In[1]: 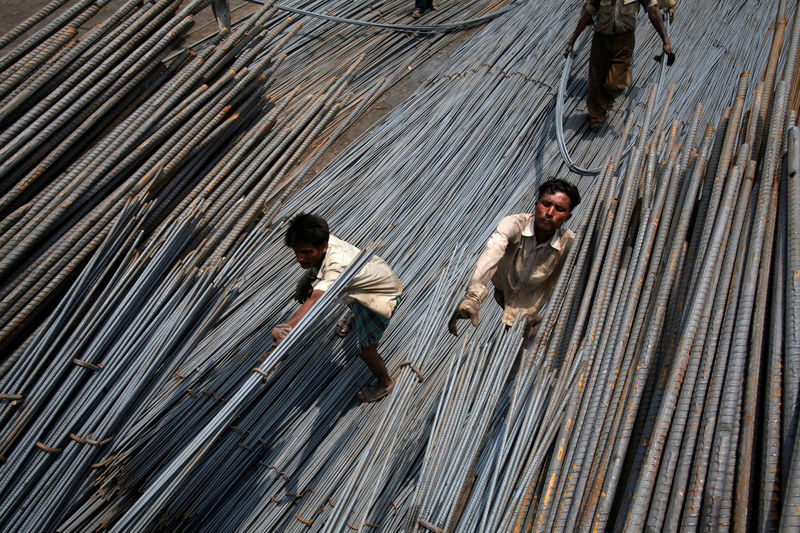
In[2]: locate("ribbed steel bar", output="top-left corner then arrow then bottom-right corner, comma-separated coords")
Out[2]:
0,0 -> 107,73
0,0 -> 792,530
785,124 -> 800,502
0,0 -> 74,50
734,79 -> 788,531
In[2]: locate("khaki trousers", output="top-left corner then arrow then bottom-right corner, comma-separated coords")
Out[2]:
587,30 -> 635,123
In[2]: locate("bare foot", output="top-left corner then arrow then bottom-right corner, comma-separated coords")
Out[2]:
356,380 -> 394,402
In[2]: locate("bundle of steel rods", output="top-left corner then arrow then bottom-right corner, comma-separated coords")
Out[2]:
0,0 -> 798,530
0,0 -> 520,529
410,5 -> 800,531
0,0 -> 497,356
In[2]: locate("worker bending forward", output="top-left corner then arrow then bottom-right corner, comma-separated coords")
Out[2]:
565,0 -> 674,131
272,214 -> 403,402
448,179 -> 580,339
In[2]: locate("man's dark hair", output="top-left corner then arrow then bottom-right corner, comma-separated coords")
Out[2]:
285,213 -> 329,248
538,178 -> 581,211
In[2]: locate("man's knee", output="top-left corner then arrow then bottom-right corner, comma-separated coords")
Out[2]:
605,67 -> 631,97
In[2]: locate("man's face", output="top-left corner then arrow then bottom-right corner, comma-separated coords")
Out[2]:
534,191 -> 572,233
292,243 -> 327,269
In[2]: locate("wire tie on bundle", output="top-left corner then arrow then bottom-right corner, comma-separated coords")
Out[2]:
264,464 -> 289,479
418,518 -> 444,532
346,522 -> 359,530
35,442 -> 62,454
252,367 -> 269,378
70,433 -> 114,446
400,361 -> 424,382
291,488 -> 312,499
91,455 -> 116,468
295,513 -> 314,525
72,358 -> 103,371
0,393 -> 22,401
364,521 -> 380,528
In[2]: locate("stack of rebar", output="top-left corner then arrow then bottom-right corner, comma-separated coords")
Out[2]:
0,0 -> 515,529
0,0 -> 798,530
0,0 -> 503,356
409,4 -> 800,531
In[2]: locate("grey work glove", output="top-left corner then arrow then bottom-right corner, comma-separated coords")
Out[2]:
448,295 -> 480,336
271,323 -> 293,344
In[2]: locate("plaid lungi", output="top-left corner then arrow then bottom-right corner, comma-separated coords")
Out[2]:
349,297 -> 400,350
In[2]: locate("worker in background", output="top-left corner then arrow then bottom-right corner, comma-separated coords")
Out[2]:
272,214 -> 403,402
565,0 -> 675,132
448,178 -> 580,340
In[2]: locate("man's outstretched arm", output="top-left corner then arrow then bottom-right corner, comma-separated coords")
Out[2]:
272,289 -> 325,343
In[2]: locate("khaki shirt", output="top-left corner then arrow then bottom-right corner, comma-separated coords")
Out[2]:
582,0 -> 657,35
312,235 -> 403,318
467,214 -> 575,326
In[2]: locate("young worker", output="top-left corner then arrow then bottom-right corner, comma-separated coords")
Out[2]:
448,178 -> 581,339
272,214 -> 403,402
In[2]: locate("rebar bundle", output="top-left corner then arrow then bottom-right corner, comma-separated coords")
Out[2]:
0,0 -> 798,530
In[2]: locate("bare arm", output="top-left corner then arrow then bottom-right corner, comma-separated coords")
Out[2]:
647,6 -> 673,54
287,289 -> 324,327
565,11 -> 594,56
272,289 -> 325,343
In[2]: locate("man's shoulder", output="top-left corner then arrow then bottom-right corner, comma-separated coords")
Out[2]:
321,235 -> 360,272
496,213 -> 533,233
327,234 -> 359,255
